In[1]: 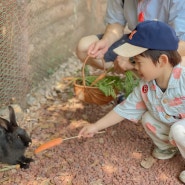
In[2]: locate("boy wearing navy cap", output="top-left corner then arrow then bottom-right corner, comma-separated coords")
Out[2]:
78,20 -> 185,183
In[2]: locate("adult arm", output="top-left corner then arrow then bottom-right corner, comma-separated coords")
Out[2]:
88,23 -> 125,58
103,0 -> 126,46
178,41 -> 185,56
88,0 -> 126,58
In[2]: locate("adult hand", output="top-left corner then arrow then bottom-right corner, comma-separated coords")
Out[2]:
114,56 -> 134,74
87,39 -> 109,59
78,124 -> 99,138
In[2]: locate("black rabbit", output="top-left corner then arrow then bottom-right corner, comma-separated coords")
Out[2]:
0,106 -> 33,169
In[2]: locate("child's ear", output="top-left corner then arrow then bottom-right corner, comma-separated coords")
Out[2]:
158,54 -> 169,67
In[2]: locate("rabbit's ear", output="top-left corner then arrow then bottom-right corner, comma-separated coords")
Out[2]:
0,117 -> 11,131
8,106 -> 18,127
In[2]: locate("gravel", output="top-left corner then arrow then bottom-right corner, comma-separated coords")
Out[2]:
0,55 -> 184,185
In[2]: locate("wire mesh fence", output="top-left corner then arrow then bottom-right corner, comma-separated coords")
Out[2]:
0,0 -> 30,107
0,0 -> 106,108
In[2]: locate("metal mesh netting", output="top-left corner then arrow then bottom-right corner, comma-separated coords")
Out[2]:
0,0 -> 30,107
0,0 -> 76,108
0,0 -> 106,108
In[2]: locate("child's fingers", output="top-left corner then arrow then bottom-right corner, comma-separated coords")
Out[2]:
78,127 -> 95,138
78,127 -> 88,137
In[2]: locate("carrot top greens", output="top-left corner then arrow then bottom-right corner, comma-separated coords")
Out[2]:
76,71 -> 139,98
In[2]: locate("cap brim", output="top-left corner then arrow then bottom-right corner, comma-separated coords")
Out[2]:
113,43 -> 148,57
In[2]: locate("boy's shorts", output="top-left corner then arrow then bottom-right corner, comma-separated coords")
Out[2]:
97,34 -> 128,62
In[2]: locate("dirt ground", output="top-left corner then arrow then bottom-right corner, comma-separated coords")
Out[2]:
0,56 -> 184,185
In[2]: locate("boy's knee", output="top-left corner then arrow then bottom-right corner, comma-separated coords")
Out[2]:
170,122 -> 185,144
171,123 -> 185,137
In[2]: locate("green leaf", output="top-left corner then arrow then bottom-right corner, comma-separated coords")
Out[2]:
76,71 -> 139,99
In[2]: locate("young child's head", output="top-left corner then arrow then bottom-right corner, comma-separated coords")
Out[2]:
114,20 -> 181,66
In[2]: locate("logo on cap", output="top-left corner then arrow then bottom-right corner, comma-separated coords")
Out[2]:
129,30 -> 137,40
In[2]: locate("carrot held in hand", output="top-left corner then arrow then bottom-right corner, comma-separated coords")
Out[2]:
34,136 -> 79,154
34,131 -> 105,154
34,138 -> 63,154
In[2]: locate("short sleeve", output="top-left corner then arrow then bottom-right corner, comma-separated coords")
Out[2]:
104,0 -> 126,26
113,82 -> 147,123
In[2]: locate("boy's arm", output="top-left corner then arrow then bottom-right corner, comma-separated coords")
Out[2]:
93,109 -> 124,131
78,110 -> 124,138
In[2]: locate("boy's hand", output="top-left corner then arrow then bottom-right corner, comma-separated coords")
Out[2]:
78,124 -> 99,138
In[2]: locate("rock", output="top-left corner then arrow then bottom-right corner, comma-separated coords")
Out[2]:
140,156 -> 156,169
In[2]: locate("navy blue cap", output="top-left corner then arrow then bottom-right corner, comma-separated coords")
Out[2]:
114,20 -> 179,57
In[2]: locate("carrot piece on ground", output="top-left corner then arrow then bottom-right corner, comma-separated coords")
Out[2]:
34,138 -> 63,154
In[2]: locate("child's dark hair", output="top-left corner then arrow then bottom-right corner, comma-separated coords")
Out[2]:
140,50 -> 181,67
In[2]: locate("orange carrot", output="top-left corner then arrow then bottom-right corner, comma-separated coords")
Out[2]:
90,72 -> 107,87
34,135 -> 80,154
34,138 -> 63,154
34,131 -> 106,154
90,67 -> 114,87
